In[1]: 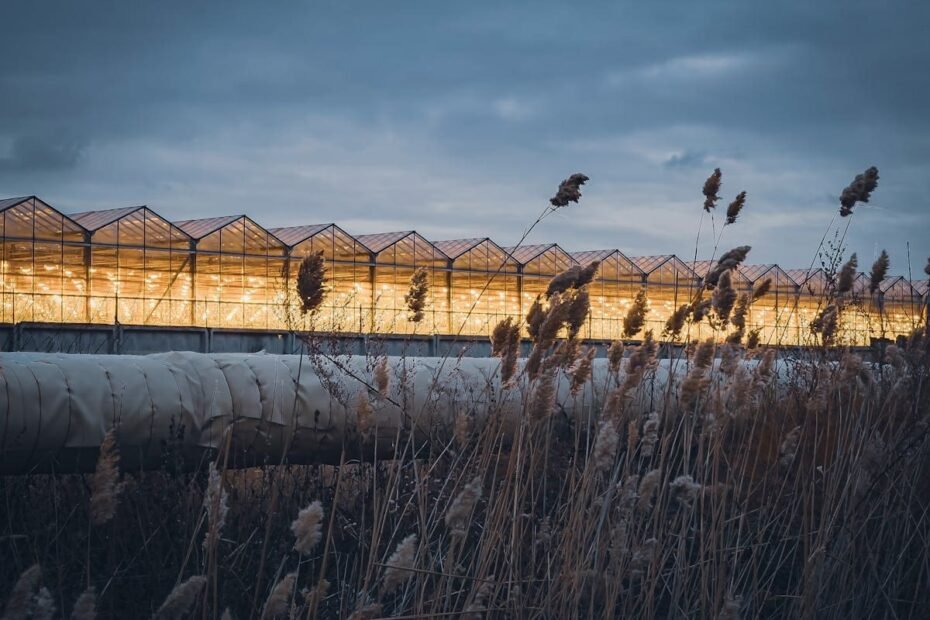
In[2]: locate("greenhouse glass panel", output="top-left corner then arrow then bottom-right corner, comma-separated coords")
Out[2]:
572,250 -> 644,340
437,238 -> 520,337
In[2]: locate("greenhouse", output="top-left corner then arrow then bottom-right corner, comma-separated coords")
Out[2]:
0,195 -> 926,347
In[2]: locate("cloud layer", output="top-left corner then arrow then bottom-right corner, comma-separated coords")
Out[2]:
1,1 -> 928,273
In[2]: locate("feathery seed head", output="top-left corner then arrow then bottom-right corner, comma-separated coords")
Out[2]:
374,356 -> 389,398
592,419 -> 620,474
550,173 -> 590,207
154,575 -> 206,620
381,534 -> 418,595
296,251 -> 327,315
725,190 -> 747,224
90,428 -> 124,526
869,250 -> 889,294
703,168 -> 723,212
839,166 -> 879,216
404,267 -> 429,323
291,500 -> 325,555
261,572 -> 296,620
445,476 -> 483,538
838,253 -> 858,294
607,340 -> 625,374
752,278 -> 772,301
3,563 -> 41,620
71,587 -> 97,620
203,461 -> 229,553
622,289 -> 648,338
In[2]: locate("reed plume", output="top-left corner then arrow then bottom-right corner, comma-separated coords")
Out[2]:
203,461 -> 229,553
491,317 -> 521,385
530,368 -> 557,420
153,575 -> 206,620
637,469 -> 662,511
71,587 -> 97,620
925,256 -> 930,277
32,588 -> 54,620
550,173 -> 590,207
838,253 -> 858,294
622,289 -> 648,338
779,426 -> 802,468
291,500 -> 325,555
621,331 -> 658,397
545,260 -> 599,297
526,296 -> 546,341
261,572 -> 296,619
752,277 -> 772,301
381,534 -> 418,595
374,356 -> 389,398
839,166 -> 879,217
640,411 -> 661,458
869,249 -> 889,294
745,328 -> 761,349
725,191 -> 747,224
356,390 -> 374,438
90,428 -> 124,526
405,267 -> 429,323
670,475 -> 702,508
712,271 -> 737,326
570,346 -> 596,395
681,338 -> 715,407
593,419 -> 620,474
608,340 -> 625,374
706,246 -> 752,288
445,476 -> 483,538
703,168 -> 722,212
664,303 -> 690,341
296,251 -> 326,315
2,563 -> 41,620
565,288 -> 591,339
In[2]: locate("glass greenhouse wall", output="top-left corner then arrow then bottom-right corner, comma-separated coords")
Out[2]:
0,196 -> 925,346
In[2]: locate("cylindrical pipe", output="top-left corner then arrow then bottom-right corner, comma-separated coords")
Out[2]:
0,351 -> 781,474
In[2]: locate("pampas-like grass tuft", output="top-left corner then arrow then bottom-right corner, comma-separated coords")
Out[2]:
550,173 -> 589,207
71,586 -> 97,620
445,476 -> 483,538
203,462 -> 228,553
153,575 -> 206,620
491,316 -> 521,385
90,429 -> 124,526
260,572 -> 296,620
374,356 -> 389,398
32,587 -> 54,620
839,166 -> 879,217
404,267 -> 429,323
622,289 -> 648,338
381,534 -> 418,595
869,250 -> 890,294
593,419 -> 620,474
296,251 -> 326,315
725,191 -> 747,224
2,564 -> 41,620
291,500 -> 325,555
838,253 -> 858,294
703,168 -> 722,212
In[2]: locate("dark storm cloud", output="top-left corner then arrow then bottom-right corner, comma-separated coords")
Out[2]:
0,0 -> 928,272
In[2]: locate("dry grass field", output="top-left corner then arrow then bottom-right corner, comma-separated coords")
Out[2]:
2,169 -> 930,619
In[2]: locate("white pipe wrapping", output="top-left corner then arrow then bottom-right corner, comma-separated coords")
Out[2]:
0,351 -> 781,474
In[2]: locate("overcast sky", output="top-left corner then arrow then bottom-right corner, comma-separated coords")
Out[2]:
1,1 -> 928,274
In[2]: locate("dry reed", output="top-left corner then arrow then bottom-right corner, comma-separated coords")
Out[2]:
90,429 -> 124,526
296,251 -> 326,315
